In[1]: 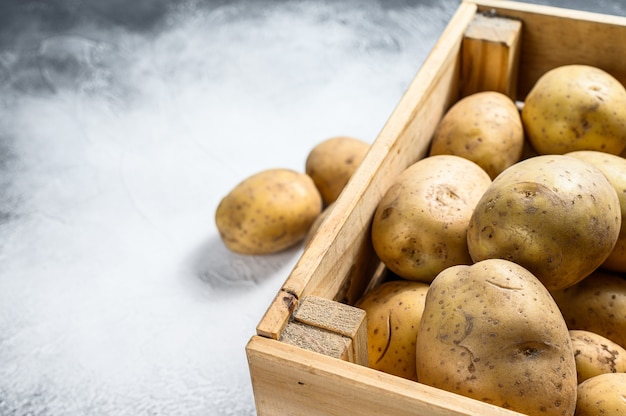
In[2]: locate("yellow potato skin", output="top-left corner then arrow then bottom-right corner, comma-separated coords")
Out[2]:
305,136 -> 369,206
215,168 -> 322,254
415,259 -> 577,416
522,64 -> 626,155
371,155 -> 491,283
356,280 -> 429,381
570,330 -> 626,384
575,373 -> 626,416
429,91 -> 524,179
467,154 -> 621,290
566,150 -> 626,272
551,270 -> 626,349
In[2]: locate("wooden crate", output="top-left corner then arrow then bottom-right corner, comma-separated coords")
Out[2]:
246,1 -> 626,415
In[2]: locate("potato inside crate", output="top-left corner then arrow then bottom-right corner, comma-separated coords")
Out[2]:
247,1 -> 626,415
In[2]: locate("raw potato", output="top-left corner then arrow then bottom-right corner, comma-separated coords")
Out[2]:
215,168 -> 322,254
467,154 -> 621,290
356,280 -> 429,381
415,259 -> 577,416
429,91 -> 524,179
570,329 -> 626,384
551,269 -> 626,349
371,155 -> 491,283
522,64 -> 626,155
575,373 -> 626,416
305,136 -> 370,206
566,150 -> 626,272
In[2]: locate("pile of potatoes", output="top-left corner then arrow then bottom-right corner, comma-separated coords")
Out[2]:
215,64 -> 626,415
357,64 -> 626,416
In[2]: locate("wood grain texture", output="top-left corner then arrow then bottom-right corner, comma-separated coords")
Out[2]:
247,335 -> 524,416
461,12 -> 522,98
292,295 -> 368,366
256,288 -> 298,339
280,321 -> 352,361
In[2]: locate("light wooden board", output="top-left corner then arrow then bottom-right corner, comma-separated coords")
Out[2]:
247,335 -> 524,416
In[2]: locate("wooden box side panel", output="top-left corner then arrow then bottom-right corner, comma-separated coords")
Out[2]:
473,0 -> 626,99
246,335 -> 524,416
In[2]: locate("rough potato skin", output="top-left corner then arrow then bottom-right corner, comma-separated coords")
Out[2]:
215,168 -> 322,254
416,259 -> 577,416
570,330 -> 626,384
429,91 -> 524,179
551,270 -> 626,349
467,155 -> 621,290
305,136 -> 369,206
566,150 -> 626,272
356,280 -> 429,381
372,155 -> 491,283
575,373 -> 626,416
522,64 -> 626,155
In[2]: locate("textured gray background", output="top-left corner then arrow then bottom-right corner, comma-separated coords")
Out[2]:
0,1 -> 624,415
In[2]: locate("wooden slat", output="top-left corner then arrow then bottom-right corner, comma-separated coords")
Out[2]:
461,12 -> 522,98
471,0 -> 626,99
255,289 -> 297,339
246,335 -> 524,416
